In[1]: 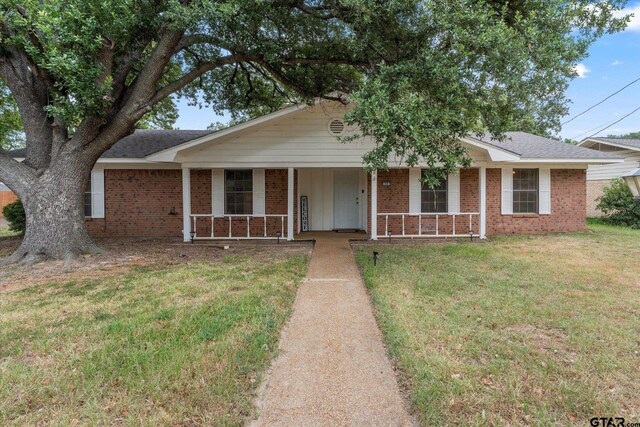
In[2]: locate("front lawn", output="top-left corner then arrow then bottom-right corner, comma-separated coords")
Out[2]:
0,225 -> 18,238
0,251 -> 308,425
356,225 -> 640,425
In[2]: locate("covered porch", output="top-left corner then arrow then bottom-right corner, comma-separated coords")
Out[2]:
180,166 -> 488,242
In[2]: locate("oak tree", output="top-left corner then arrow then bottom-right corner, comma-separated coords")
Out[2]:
0,0 -> 628,262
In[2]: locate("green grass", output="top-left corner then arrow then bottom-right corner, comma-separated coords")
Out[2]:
0,253 -> 308,426
356,225 -> 640,426
0,225 -> 18,238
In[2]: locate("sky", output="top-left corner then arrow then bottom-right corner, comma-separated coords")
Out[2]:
175,3 -> 640,142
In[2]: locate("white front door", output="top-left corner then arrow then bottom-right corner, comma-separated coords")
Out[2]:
333,169 -> 360,229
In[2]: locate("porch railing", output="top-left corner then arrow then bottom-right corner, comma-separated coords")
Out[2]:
377,212 -> 479,238
190,214 -> 288,240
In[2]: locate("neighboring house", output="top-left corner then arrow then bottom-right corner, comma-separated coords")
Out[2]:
10,100 -> 621,241
578,137 -> 640,216
0,183 -> 18,220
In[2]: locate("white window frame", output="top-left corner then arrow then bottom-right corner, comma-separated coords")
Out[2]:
86,169 -> 105,219
420,171 -> 449,214
224,169 -> 254,215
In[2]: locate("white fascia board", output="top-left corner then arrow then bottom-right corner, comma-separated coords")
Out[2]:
460,137 -> 521,161
146,102 -> 314,162
517,157 -> 624,164
578,138 -> 640,152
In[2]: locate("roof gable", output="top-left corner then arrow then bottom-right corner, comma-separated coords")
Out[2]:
579,137 -> 640,152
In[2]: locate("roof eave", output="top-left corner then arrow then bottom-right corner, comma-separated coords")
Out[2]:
460,137 -> 521,161
578,138 -> 640,152
517,157 -> 624,164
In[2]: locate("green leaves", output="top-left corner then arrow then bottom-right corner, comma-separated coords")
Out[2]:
339,0 -> 628,180
0,0 -> 629,175
0,82 -> 23,150
597,178 -> 640,228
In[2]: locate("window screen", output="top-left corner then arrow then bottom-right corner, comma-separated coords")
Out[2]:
225,170 -> 253,215
513,169 -> 538,214
84,177 -> 92,217
421,172 -> 447,213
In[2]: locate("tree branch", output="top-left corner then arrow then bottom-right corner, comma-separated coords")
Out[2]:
146,54 -> 250,107
0,150 -> 36,195
0,52 -> 53,170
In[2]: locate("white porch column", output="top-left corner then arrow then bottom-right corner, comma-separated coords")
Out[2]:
287,167 -> 294,240
182,168 -> 191,242
371,170 -> 378,240
479,166 -> 487,239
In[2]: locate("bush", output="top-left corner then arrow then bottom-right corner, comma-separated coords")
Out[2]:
596,178 -> 640,228
3,199 -> 26,235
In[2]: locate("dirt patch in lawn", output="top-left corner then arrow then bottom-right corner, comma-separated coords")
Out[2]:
504,324 -> 574,358
0,237 -> 312,293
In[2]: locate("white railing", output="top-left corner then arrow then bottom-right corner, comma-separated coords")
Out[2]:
190,214 -> 288,240
377,212 -> 480,238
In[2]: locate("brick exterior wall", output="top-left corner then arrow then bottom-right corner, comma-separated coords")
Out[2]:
87,167 -> 587,239
87,168 -> 294,239
367,168 -> 480,236
485,168 -> 586,235
586,179 -> 610,217
86,169 -> 183,238
0,190 -> 18,220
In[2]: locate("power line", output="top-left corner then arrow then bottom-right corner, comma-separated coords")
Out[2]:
572,115 -> 625,140
580,105 -> 640,140
562,75 -> 640,126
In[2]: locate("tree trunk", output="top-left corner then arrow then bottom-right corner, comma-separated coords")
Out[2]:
5,161 -> 101,264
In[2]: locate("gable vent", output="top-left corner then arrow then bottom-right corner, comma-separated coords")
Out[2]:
328,119 -> 345,135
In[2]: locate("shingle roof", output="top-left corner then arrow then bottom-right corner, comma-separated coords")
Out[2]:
473,131 -> 621,159
8,128 -> 618,161
586,137 -> 640,151
7,129 -> 214,159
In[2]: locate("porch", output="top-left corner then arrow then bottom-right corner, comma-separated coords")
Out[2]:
180,166 -> 488,242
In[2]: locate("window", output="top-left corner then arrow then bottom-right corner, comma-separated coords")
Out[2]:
421,172 -> 447,213
84,177 -> 92,217
225,170 -> 253,214
513,169 -> 538,213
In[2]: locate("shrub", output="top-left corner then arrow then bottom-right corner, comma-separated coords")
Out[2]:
596,178 -> 640,228
3,199 -> 26,235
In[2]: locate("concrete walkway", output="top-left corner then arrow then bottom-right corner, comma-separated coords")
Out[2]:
250,232 -> 414,426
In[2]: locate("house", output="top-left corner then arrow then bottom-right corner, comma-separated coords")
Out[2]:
9,100 -> 621,241
578,137 -> 640,216
0,183 -> 18,220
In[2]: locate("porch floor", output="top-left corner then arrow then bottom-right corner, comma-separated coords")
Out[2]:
250,233 -> 413,425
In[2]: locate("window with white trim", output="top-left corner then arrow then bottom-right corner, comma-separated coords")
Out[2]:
421,171 -> 448,213
513,169 -> 538,213
225,170 -> 253,214
84,177 -> 92,217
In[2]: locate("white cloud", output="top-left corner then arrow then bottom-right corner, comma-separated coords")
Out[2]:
573,63 -> 590,78
615,4 -> 640,32
611,60 -> 623,66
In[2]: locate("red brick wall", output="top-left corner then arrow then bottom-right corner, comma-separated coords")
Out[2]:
87,167 -> 586,239
367,168 -> 480,236
0,190 -> 18,220
486,168 -> 586,235
366,167 -> 585,237
87,168 -> 294,239
86,169 -> 183,238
